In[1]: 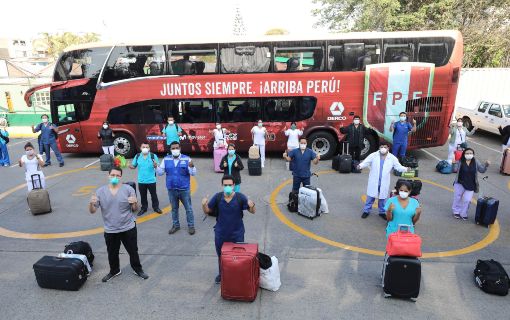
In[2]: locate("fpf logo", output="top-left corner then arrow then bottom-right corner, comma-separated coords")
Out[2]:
327,102 -> 346,121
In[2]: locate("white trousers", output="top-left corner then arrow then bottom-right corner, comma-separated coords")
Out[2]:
256,144 -> 266,167
102,146 -> 115,155
447,143 -> 457,164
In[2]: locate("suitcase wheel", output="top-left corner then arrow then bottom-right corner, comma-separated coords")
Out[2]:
410,297 -> 417,302
383,293 -> 391,299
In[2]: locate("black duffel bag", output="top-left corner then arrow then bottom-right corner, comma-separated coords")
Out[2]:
474,259 -> 509,296
64,241 -> 95,266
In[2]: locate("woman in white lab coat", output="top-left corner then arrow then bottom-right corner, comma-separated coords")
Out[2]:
358,142 -> 408,219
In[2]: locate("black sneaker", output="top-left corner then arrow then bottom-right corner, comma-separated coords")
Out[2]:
154,208 -> 163,214
379,214 -> 387,220
188,227 -> 195,235
168,225 -> 180,234
361,212 -> 369,219
133,269 -> 149,280
102,270 -> 122,282
59,163 -> 64,167
137,209 -> 147,217
215,274 -> 221,284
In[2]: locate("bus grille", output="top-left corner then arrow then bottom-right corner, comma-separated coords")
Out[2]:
406,97 -> 444,147
405,96 -> 443,113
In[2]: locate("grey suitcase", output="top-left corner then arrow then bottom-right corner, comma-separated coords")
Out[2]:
100,154 -> 113,171
27,174 -> 51,215
297,174 -> 328,219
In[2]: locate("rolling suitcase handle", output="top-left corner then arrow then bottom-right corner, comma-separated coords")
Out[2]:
31,174 -> 43,190
342,142 -> 350,155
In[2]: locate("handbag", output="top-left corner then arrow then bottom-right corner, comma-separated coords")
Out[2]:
386,225 -> 422,257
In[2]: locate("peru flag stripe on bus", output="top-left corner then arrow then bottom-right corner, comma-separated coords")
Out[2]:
363,62 -> 435,143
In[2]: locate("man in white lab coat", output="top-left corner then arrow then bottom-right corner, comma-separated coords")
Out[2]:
357,142 -> 409,219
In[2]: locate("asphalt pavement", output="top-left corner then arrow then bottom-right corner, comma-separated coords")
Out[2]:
0,131 -> 508,320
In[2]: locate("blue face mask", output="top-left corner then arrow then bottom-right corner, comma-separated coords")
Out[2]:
223,185 -> 233,195
291,124 -> 296,129
109,177 -> 120,186
228,150 -> 235,156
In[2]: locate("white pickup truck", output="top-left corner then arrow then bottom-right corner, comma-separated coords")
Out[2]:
456,101 -> 510,134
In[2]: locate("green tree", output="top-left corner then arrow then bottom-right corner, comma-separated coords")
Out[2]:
313,0 -> 510,67
39,32 -> 101,59
265,28 -> 290,35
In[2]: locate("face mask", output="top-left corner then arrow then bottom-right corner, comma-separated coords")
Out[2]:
109,176 -> 120,186
457,122 -> 463,127
171,149 -> 180,157
299,143 -> 307,150
103,124 -> 108,129
141,148 -> 149,155
228,150 -> 235,156
223,185 -> 233,196
291,124 -> 296,130
42,118 -> 48,123
258,122 -> 263,127
380,147 -> 388,155
399,116 -> 406,122
26,150 -> 34,156
353,119 -> 360,125
216,125 -> 221,130
399,191 -> 409,199
465,154 -> 474,160
168,120 -> 174,125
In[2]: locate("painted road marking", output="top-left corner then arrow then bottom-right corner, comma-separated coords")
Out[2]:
469,138 -> 502,154
0,167 -> 197,239
84,159 -> 100,168
420,148 -> 441,161
270,170 -> 500,258
72,186 -> 97,197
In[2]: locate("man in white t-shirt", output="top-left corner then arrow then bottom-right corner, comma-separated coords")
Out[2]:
251,120 -> 267,168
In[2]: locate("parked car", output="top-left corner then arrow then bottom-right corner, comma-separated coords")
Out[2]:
457,101 -> 510,135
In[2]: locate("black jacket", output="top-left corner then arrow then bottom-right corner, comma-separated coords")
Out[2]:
98,128 -> 114,146
340,123 -> 371,147
220,154 -> 244,185
499,125 -> 510,145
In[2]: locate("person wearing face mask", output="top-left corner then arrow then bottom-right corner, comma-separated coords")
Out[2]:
251,120 -> 267,168
32,114 -> 64,167
129,142 -> 161,216
0,117 -> 10,167
157,141 -> 196,235
385,180 -> 422,238
283,138 -> 320,192
340,115 -> 373,161
89,167 -> 149,282
97,121 -> 115,155
389,112 -> 417,159
201,175 -> 256,284
451,148 -> 490,220
19,142 -> 45,191
284,122 -> 303,170
161,116 -> 182,151
220,144 -> 244,192
357,142 -> 409,219
447,118 -> 477,164
212,122 -> 229,149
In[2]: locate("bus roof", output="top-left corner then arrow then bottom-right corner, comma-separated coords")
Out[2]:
64,30 -> 461,52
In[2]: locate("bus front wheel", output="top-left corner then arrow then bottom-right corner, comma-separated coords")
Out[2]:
308,131 -> 337,160
114,133 -> 135,158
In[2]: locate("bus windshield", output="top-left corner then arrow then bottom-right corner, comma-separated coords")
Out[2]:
53,47 -> 111,81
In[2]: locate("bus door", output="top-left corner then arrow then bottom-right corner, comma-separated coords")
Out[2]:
52,101 -> 88,152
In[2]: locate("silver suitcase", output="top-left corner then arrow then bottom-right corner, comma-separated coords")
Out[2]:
297,174 -> 328,219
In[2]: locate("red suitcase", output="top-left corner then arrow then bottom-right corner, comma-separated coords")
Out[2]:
221,242 -> 259,302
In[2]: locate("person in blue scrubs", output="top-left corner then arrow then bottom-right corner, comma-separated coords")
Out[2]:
32,114 -> 64,167
202,175 -> 256,284
384,180 -> 422,238
283,138 -> 320,192
390,112 -> 416,159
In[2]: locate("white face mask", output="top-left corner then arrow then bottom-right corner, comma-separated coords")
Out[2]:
299,143 -> 307,150
457,122 -> 463,127
399,116 -> 406,122
465,154 -> 474,160
42,118 -> 48,123
103,124 -> 108,129
171,149 -> 180,157
380,147 -> 388,155
353,119 -> 360,125
399,191 -> 409,199
26,150 -> 34,156
216,124 -> 221,130
141,148 -> 149,154
168,120 -> 174,125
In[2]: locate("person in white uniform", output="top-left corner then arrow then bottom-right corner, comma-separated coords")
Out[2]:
284,122 -> 303,170
447,118 -> 476,164
18,142 -> 46,191
212,123 -> 228,149
251,120 -> 267,168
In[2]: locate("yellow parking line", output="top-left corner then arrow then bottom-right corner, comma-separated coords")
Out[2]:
270,171 -> 500,258
0,167 -> 197,239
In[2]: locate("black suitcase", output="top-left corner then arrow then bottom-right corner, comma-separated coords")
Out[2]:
123,181 -> 137,196
248,158 -> 262,176
475,197 -> 499,227
64,241 -> 95,266
332,155 -> 340,171
100,154 -> 113,171
401,156 -> 418,168
33,256 -> 88,291
287,191 -> 298,212
382,255 -> 421,300
339,142 -> 352,174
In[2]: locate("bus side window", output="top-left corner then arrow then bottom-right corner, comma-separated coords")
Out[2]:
295,97 -> 317,121
383,40 -> 415,63
178,99 -> 214,123
107,102 -> 143,124
215,99 -> 260,122
141,100 -> 168,124
220,45 -> 270,73
168,49 -> 217,75
274,46 -> 324,72
262,98 -> 296,122
418,40 -> 449,66
328,41 -> 380,72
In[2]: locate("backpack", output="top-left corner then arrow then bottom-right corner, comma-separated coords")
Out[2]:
436,160 -> 452,174
474,259 -> 509,296
209,192 -> 242,219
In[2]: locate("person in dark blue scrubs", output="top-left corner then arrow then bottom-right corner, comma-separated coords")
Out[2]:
283,137 -> 320,192
32,114 -> 64,167
202,175 -> 256,284
389,112 -> 416,159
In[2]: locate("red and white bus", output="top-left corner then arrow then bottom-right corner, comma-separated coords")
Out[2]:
26,30 -> 463,159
